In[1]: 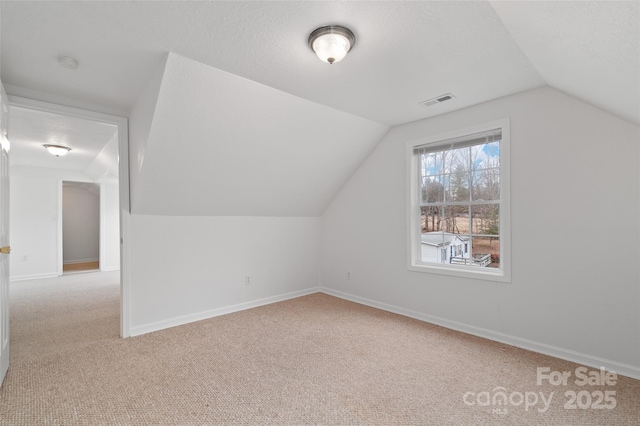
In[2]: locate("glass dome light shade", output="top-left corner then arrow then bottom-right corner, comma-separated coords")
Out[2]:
43,144 -> 71,157
309,26 -> 356,64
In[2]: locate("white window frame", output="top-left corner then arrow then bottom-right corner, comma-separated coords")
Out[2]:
406,119 -> 511,282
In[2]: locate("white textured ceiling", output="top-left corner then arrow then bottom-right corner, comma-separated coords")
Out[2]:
8,105 -> 118,174
1,1 -> 638,216
1,1 -> 548,126
2,1 -> 638,126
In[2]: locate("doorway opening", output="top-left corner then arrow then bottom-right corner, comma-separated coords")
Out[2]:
8,96 -> 130,337
62,181 -> 100,274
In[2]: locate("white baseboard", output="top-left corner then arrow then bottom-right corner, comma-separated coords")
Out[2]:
100,266 -> 120,272
130,286 -> 321,337
321,287 -> 640,381
10,272 -> 60,282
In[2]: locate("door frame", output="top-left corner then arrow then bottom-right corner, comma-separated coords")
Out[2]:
0,82 -> 10,385
9,96 -> 131,338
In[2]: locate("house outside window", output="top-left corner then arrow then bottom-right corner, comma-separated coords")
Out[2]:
406,119 -> 510,282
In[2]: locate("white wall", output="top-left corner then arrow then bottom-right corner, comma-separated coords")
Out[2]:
124,51 -> 386,336
62,183 -> 99,264
320,87 -> 640,378
128,215 -> 320,335
100,182 -> 120,271
10,166 -> 120,280
9,174 -> 59,279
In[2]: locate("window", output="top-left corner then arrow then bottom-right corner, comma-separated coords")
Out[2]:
407,119 -> 510,282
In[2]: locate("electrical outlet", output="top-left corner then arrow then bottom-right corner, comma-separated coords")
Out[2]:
22,255 -> 28,262
346,271 -> 351,280
245,276 -> 252,286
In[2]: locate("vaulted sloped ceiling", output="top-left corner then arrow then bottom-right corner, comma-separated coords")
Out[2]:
1,1 -> 638,218
0,1 -> 549,125
490,1 -> 640,125
131,53 -> 388,216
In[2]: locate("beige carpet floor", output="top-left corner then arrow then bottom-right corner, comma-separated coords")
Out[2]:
0,272 -> 638,425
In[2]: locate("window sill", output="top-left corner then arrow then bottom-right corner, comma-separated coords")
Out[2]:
408,262 -> 511,283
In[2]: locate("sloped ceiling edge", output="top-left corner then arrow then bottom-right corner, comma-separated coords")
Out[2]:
129,54 -> 169,212
490,1 -> 640,126
133,53 -> 389,217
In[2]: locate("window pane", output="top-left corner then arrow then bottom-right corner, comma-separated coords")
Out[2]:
446,169 -> 470,202
420,230 -> 447,264
421,152 -> 442,177
440,205 -> 467,234
471,141 -> 500,170
471,204 -> 500,236
421,176 -> 444,203
454,205 -> 471,234
471,168 -> 500,201
441,206 -> 456,233
443,146 -> 469,174
470,236 -> 500,268
421,205 -> 444,232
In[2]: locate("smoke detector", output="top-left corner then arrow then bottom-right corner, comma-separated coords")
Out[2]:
58,56 -> 79,70
419,93 -> 456,107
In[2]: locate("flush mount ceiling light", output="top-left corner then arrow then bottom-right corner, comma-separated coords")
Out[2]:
43,144 -> 71,157
58,56 -> 79,70
308,25 -> 356,64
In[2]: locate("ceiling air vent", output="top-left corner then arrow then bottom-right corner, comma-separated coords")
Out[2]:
419,93 -> 456,107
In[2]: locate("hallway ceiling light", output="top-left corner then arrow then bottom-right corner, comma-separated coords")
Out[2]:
43,144 -> 71,157
308,25 -> 356,65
